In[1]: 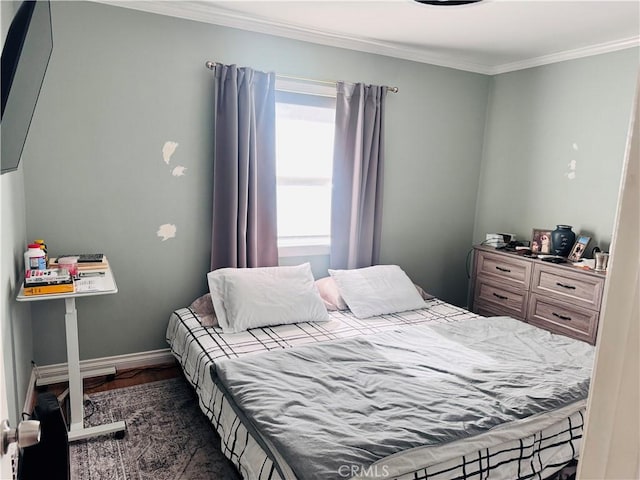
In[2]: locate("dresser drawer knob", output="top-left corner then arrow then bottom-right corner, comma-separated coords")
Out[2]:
495,266 -> 511,273
552,312 -> 572,321
556,282 -> 576,290
492,292 -> 509,300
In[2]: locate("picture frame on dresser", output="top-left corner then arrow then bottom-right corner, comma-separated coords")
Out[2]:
568,235 -> 591,262
531,228 -> 552,253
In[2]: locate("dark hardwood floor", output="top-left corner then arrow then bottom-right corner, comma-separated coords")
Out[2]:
34,361 -> 182,418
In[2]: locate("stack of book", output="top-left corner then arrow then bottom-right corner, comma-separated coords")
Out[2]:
484,233 -> 516,248
23,268 -> 74,296
49,253 -> 108,271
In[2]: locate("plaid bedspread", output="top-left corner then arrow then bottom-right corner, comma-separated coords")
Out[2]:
166,299 -> 588,480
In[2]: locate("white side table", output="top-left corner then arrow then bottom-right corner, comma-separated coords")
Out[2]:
17,267 -> 126,442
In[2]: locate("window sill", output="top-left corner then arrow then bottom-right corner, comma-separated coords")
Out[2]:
278,238 -> 330,257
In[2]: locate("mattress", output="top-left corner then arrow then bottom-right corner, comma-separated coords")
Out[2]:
166,299 -> 589,480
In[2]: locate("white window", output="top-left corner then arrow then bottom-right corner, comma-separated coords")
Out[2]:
275,83 -> 336,257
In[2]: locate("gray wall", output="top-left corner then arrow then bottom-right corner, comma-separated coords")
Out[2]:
1,0 -> 34,424
22,2 -> 489,364
15,2 -> 638,368
474,50 -> 639,249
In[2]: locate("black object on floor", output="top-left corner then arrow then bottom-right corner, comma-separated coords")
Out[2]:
19,392 -> 70,480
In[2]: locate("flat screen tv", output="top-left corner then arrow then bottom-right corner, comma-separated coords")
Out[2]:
1,0 -> 53,174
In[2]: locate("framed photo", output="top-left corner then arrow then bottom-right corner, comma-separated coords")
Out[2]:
568,235 -> 591,262
531,228 -> 552,254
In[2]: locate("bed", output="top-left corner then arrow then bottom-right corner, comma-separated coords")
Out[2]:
166,264 -> 593,480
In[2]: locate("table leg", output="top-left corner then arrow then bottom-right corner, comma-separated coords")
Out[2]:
63,298 -> 125,441
64,298 -> 83,432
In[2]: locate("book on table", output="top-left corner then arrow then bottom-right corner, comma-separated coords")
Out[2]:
24,268 -> 72,285
23,283 -> 74,296
49,254 -> 108,270
57,253 -> 104,263
23,269 -> 74,295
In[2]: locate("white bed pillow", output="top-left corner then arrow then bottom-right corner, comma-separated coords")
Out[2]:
328,265 -> 427,319
207,263 -> 329,334
316,276 -> 434,310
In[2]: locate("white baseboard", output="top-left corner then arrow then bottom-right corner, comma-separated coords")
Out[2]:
23,348 -> 176,414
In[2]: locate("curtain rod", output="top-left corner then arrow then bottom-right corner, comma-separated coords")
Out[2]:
205,61 -> 398,94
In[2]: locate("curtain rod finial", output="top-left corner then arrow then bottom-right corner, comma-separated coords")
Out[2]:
205,61 -> 216,70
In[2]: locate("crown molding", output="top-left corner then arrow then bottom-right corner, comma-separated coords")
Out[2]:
91,0 -> 494,74
490,35 -> 640,75
93,1 -> 639,76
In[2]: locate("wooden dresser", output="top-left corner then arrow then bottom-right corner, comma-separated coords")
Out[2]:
470,245 -> 606,344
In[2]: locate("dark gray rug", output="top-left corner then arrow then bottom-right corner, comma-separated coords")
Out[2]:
70,376 -> 241,480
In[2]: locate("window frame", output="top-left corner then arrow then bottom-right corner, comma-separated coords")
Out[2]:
275,78 -> 336,258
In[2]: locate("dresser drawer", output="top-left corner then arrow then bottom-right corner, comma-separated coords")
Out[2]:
475,250 -> 531,288
527,294 -> 598,344
473,278 -> 528,320
532,264 -> 604,310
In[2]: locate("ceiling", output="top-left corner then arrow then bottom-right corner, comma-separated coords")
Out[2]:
98,0 -> 640,74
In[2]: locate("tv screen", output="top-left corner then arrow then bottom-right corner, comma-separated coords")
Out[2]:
1,0 -> 53,174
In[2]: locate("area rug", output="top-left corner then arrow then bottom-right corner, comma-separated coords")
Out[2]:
70,376 -> 241,480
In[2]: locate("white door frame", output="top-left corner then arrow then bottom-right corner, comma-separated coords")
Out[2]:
1,172 -> 13,480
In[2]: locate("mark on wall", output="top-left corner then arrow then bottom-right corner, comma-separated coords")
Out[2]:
157,224 -> 177,241
157,141 -> 185,241
171,166 -> 187,177
565,144 -> 578,180
162,140 -> 187,177
162,141 -> 179,164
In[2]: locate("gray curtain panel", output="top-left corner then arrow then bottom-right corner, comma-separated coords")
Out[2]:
330,82 -> 387,269
210,64 -> 279,271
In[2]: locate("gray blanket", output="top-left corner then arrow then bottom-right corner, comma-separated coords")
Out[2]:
211,316 -> 594,480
